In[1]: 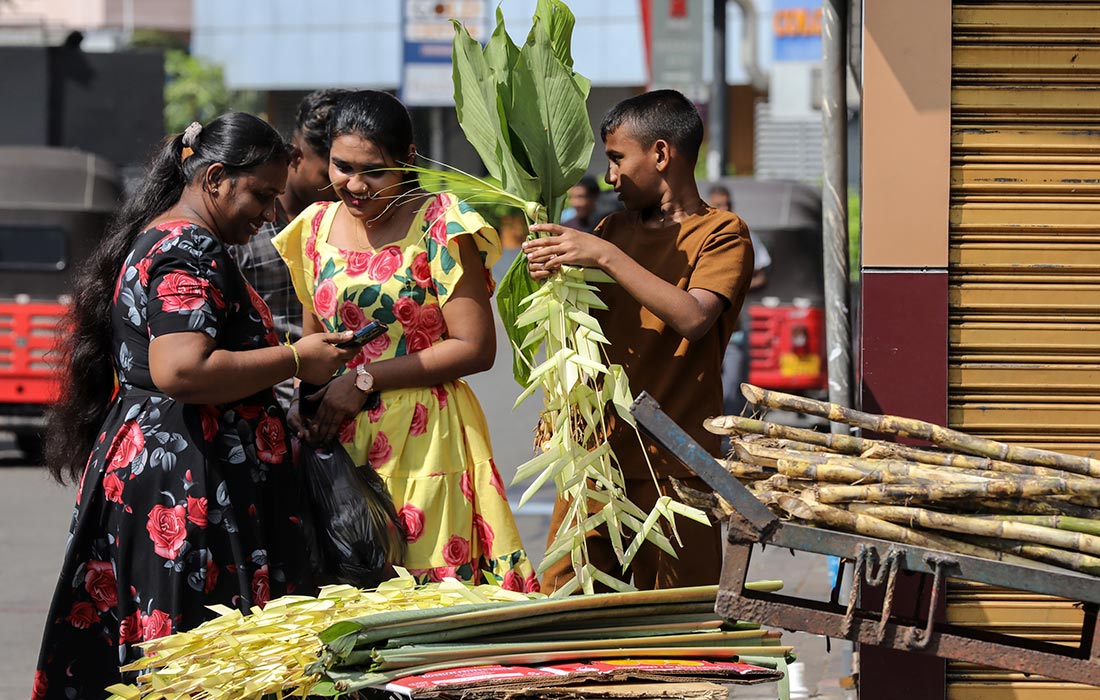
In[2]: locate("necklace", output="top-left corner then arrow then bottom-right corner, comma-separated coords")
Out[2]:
348,194 -> 422,250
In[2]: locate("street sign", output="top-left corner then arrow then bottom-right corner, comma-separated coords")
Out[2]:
773,0 -> 823,62
646,0 -> 707,103
401,0 -> 488,107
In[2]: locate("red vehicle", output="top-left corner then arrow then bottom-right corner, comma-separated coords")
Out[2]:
714,178 -> 828,395
0,147 -> 120,457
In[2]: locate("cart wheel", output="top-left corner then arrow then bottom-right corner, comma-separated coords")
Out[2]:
16,434 -> 44,465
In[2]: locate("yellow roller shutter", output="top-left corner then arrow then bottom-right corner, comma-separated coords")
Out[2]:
950,1 -> 1100,455
948,3 -> 1100,699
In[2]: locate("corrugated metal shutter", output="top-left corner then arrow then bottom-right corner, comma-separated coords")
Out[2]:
949,1 -> 1100,456
754,102 -> 824,183
948,3 -> 1100,698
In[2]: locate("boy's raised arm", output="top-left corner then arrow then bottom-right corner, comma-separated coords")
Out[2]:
524,223 -> 732,342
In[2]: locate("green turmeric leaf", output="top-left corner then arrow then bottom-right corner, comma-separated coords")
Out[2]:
509,16 -> 593,212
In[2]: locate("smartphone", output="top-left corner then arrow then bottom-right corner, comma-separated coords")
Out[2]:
335,320 -> 388,349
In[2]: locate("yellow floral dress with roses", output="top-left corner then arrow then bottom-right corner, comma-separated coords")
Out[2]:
273,194 -> 537,591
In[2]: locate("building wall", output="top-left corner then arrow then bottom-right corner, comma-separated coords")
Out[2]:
0,0 -> 190,33
191,0 -> 648,92
858,0 -> 952,696
103,0 -> 191,34
0,0 -> 106,30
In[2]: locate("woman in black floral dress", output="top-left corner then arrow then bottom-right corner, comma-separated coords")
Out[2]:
31,113 -> 359,700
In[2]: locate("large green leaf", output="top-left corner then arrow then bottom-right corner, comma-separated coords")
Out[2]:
450,21 -> 539,203
534,0 -> 578,70
484,6 -> 520,81
509,16 -> 594,208
496,252 -> 542,384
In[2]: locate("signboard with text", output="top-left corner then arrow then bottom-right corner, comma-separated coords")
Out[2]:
646,0 -> 707,103
401,0 -> 487,107
773,0 -> 823,62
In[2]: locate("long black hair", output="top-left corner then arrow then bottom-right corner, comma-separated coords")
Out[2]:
296,88 -> 349,158
46,112 -> 290,484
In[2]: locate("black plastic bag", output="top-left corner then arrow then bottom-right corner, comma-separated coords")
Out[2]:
297,439 -> 406,588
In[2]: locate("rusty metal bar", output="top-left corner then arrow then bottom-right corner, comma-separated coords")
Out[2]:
630,393 -> 778,534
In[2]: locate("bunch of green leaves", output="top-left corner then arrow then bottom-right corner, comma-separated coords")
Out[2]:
449,0 -> 593,384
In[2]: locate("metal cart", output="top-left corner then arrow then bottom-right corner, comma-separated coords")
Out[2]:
629,393 -> 1100,687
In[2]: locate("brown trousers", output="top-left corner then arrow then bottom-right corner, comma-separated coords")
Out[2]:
540,476 -> 723,593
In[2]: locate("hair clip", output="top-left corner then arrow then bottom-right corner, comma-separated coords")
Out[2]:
181,121 -> 203,161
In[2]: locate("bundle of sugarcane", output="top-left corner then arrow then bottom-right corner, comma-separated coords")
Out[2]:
105,575 -> 792,700
693,384 -> 1100,577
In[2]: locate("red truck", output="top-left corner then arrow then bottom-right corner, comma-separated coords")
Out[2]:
0,147 -> 120,457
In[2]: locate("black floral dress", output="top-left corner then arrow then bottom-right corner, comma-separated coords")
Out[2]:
32,221 -> 312,700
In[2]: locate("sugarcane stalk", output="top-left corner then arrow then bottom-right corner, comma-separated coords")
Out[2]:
972,498 -> 1100,519
957,535 -> 1100,576
864,445 -> 1088,481
749,474 -> 816,496
739,384 -> 1100,478
722,458 -> 774,481
814,476 -> 1100,506
759,446 -> 996,486
707,415 -> 866,454
800,452 -> 1100,505
714,415 -> 1087,481
849,504 -> 1100,557
774,458 -> 941,486
971,514 -> 1100,538
668,477 -> 735,521
737,442 -> 984,485
745,436 -> 837,454
767,493 -> 1035,565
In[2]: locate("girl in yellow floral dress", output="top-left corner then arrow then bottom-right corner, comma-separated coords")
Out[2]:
273,90 -> 537,591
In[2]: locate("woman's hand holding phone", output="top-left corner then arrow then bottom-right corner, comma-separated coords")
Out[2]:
293,332 -> 360,384
335,320 -> 388,349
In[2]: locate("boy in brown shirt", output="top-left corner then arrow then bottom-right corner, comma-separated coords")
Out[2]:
523,89 -> 754,592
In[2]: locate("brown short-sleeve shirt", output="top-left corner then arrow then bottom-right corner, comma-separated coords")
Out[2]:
593,206 -> 753,479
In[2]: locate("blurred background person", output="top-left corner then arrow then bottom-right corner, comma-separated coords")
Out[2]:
561,174 -> 600,233
708,184 -> 771,417
34,113 -> 357,700
229,89 -> 349,410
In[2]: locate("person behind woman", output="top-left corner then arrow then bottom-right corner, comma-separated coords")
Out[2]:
33,113 -> 358,700
273,90 -> 537,591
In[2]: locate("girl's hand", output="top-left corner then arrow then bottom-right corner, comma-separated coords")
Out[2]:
293,331 -> 359,384
304,372 -> 368,444
522,224 -> 613,280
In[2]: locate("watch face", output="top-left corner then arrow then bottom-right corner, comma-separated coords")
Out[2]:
355,373 -> 374,392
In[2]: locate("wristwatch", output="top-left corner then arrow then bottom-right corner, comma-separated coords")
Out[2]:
355,365 -> 375,393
